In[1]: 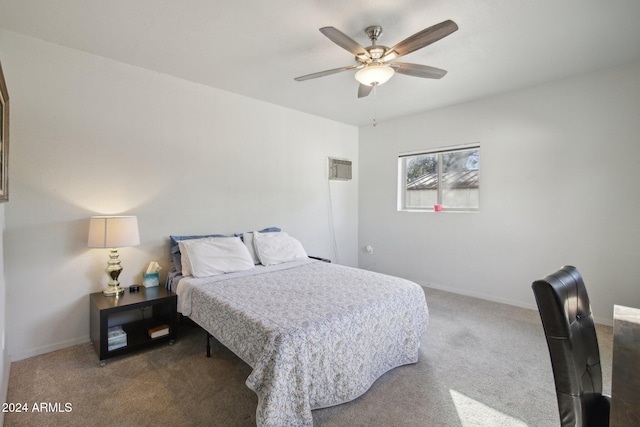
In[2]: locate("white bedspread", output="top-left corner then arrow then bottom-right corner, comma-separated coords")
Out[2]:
178,260 -> 428,427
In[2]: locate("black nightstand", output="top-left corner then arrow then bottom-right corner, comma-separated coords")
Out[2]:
89,286 -> 177,365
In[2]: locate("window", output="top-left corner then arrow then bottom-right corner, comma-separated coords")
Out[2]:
398,144 -> 480,212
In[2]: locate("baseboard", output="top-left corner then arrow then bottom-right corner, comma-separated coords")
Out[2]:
9,335 -> 90,362
419,281 -> 613,327
419,280 -> 539,310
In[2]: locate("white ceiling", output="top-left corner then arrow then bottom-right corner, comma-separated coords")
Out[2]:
1,0 -> 639,126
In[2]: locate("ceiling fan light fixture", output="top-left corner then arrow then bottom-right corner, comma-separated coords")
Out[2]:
355,64 -> 395,86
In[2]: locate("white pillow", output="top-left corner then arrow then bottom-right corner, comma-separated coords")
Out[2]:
178,240 -> 197,277
241,232 -> 260,265
253,231 -> 308,266
178,237 -> 254,278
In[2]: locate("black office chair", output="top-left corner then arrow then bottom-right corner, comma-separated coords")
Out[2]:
532,265 -> 610,427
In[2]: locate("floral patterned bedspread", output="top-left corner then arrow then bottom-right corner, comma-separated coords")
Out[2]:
186,260 -> 429,427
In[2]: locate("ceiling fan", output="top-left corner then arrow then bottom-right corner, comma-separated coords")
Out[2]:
294,20 -> 458,98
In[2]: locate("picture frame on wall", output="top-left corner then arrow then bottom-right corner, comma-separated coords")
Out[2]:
0,61 -> 9,202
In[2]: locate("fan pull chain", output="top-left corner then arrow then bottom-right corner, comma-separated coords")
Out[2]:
372,84 -> 378,127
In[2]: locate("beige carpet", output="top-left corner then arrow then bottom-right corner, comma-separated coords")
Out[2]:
4,287 -> 612,427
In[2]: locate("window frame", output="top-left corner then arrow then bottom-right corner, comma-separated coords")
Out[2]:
398,143 -> 480,213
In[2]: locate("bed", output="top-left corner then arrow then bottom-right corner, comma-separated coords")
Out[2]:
168,230 -> 428,427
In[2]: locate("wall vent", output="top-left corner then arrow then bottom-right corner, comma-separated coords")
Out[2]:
328,158 -> 352,181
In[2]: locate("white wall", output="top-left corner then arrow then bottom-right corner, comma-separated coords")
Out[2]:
359,61 -> 640,325
0,30 -> 358,360
0,205 -> 7,426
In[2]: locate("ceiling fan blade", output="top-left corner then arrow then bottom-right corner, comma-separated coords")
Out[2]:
391,62 -> 448,79
358,84 -> 374,98
320,27 -> 370,58
294,65 -> 359,81
382,20 -> 458,62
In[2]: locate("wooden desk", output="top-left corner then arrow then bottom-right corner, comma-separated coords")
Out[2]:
610,305 -> 640,427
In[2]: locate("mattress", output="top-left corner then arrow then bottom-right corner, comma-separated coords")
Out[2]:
177,259 -> 428,426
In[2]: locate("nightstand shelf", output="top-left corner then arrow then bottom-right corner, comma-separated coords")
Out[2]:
90,287 -> 177,364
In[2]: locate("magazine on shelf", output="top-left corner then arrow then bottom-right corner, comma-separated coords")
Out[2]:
107,325 -> 127,350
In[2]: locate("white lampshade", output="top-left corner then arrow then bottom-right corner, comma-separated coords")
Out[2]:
88,216 -> 140,248
355,64 -> 395,86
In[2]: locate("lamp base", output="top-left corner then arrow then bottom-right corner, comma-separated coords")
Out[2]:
103,285 -> 125,297
103,248 -> 125,297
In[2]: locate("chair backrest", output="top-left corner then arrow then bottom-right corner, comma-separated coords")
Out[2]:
532,265 -> 609,427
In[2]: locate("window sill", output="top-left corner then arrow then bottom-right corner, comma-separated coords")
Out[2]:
399,209 -> 479,213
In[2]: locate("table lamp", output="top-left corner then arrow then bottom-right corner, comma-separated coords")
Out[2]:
88,215 -> 140,296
